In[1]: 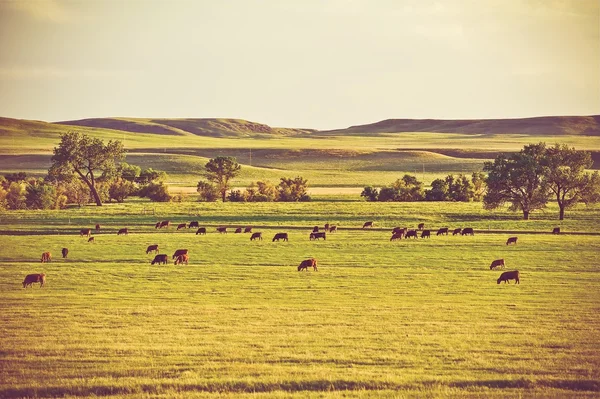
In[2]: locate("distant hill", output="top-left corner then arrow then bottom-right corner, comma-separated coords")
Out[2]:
320,115 -> 600,136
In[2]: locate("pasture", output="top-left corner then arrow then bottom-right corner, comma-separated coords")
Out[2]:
1,202 -> 599,398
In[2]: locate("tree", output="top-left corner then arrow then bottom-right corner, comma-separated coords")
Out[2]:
50,132 -> 125,206
581,172 -> 600,205
245,181 -> 278,202
360,186 -> 379,202
483,143 -> 549,220
25,179 -> 57,210
5,182 -> 26,210
203,157 -> 241,202
137,168 -> 167,185
471,172 -> 486,201
425,178 -> 448,201
108,178 -> 136,203
196,180 -> 219,202
391,174 -> 424,201
278,177 -> 310,202
138,182 -> 172,202
542,143 -> 595,220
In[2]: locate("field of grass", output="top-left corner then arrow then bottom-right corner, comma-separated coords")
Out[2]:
1,201 -> 599,397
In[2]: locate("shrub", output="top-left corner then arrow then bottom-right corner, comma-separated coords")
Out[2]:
139,182 -> 172,202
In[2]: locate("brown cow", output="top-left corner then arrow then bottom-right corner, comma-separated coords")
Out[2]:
217,227 -> 227,234
151,254 -> 168,265
95,224 -> 101,231
310,232 -> 326,240
196,227 -> 207,235
497,270 -> 520,284
552,227 -> 560,235
155,222 -> 161,229
272,233 -> 288,242
88,237 -> 95,243
461,227 -> 474,236
452,228 -> 462,236
177,223 -> 187,230
405,230 -> 418,239
80,228 -> 92,237
146,244 -> 159,254
490,259 -> 505,270
329,225 -> 337,233
172,249 -> 188,259
250,232 -> 262,241
235,227 -> 243,233
23,273 -> 46,288
363,221 -> 374,228
244,226 -> 253,233
390,232 -> 404,241
298,258 -> 318,271
41,252 -> 51,263
324,223 -> 330,231
156,220 -> 170,229
421,230 -> 431,239
117,228 -> 128,235
437,227 -> 449,236
506,237 -> 518,245
174,254 -> 189,265
392,227 -> 406,235
189,221 -> 199,229
418,223 -> 425,230
312,226 -> 319,233
62,248 -> 68,258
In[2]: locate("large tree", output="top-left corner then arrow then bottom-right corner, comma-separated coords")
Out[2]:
203,157 -> 241,202
50,132 -> 125,206
483,143 -> 549,220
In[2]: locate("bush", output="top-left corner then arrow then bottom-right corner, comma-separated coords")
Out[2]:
25,180 -> 57,210
108,178 -> 136,203
139,182 -> 172,202
6,182 -> 26,210
227,190 -> 245,202
197,180 -> 219,202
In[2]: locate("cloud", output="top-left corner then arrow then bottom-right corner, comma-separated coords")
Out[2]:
8,0 -> 70,22
0,67 -> 139,79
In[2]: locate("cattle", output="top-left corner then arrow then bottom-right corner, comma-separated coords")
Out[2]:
95,224 -> 101,231
172,249 -> 188,259
244,227 -> 253,233
217,227 -> 227,234
272,233 -> 288,242
196,227 -> 207,235
421,230 -> 431,239
41,252 -> 51,263
392,227 -> 406,235
506,237 -> 518,245
437,227 -> 449,236
329,225 -> 338,233
312,226 -> 319,233
298,258 -> 318,271
117,228 -> 128,235
235,227 -> 243,233
552,227 -> 560,235
418,223 -> 425,230
177,223 -> 187,230
80,228 -> 92,237
497,270 -> 520,284
461,227 -> 474,236
405,230 -> 418,239
155,222 -> 160,229
490,259 -> 505,270
23,273 -> 45,288
146,244 -> 159,254
62,248 -> 68,258
151,254 -> 168,265
156,220 -> 170,229
390,232 -> 404,241
88,237 -> 95,243
250,232 -> 262,241
310,232 -> 326,240
189,221 -> 199,229
324,223 -> 330,231
174,253 -> 189,265
452,228 -> 462,236
363,221 -> 374,228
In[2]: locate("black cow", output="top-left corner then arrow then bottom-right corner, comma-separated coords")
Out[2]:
461,227 -> 474,236
272,233 -> 288,242
172,249 -> 188,259
217,227 -> 227,234
490,259 -> 505,270
363,221 -> 373,228
310,232 -> 326,240
552,227 -> 561,235
196,227 -> 207,235
497,270 -> 520,284
62,248 -> 68,258
244,226 -> 253,233
329,225 -> 337,233
390,232 -> 404,241
235,227 -> 243,233
250,232 -> 262,241
189,221 -> 200,229
452,228 -> 462,236
506,237 -> 518,245
146,244 -> 159,254
418,223 -> 425,230
23,273 -> 46,288
151,254 -> 168,265
405,230 -> 418,239
436,227 -> 449,236
421,230 -> 431,238
312,226 -> 319,233
177,223 -> 187,230
117,228 -> 128,235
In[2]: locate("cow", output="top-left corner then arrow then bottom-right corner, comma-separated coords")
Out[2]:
497,270 -> 520,284
156,220 -> 170,229
95,224 -> 101,231
490,259 -> 505,270
217,227 -> 227,234
146,244 -> 159,254
312,226 -> 319,233
310,232 -> 326,240
172,249 -> 188,259
461,227 -> 474,236
390,232 -> 404,241
117,228 -> 128,235
418,223 -> 425,230
452,228 -> 462,236
177,223 -> 187,230
298,258 -> 318,271
324,223 -> 330,231
392,227 -> 406,235
155,222 -> 160,229
80,228 -> 92,237
174,254 -> 189,265
41,252 -> 51,263
552,227 -> 560,235
405,230 -> 418,239
151,254 -> 168,265
506,237 -> 518,245
437,227 -> 449,236
62,248 -> 68,258
189,221 -> 199,229
88,237 -> 95,243
196,227 -> 207,235
235,227 -> 243,233
329,225 -> 337,233
421,230 -> 431,239
23,273 -> 45,288
250,232 -> 262,241
363,221 -> 374,228
244,227 -> 253,233
272,233 -> 288,242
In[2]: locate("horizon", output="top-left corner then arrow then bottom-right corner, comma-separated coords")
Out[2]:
0,0 -> 598,130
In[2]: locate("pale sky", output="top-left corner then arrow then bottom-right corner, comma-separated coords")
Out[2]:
0,0 -> 598,129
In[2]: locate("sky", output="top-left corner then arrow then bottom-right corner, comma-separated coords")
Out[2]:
0,0 -> 598,130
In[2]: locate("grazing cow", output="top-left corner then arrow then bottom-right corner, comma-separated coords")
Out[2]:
80,228 -> 92,237
117,228 -> 128,235
196,227 -> 207,235
155,222 -> 160,229
421,230 -> 431,239
146,244 -> 159,254
552,227 -> 560,235
157,220 -> 170,229
392,227 -> 405,235
62,248 -> 68,258
310,232 -> 326,240
298,258 -> 318,271
272,233 -> 288,242
437,227 -> 449,236
244,227 -> 252,233
312,226 -> 319,233
506,237 -> 518,245
490,259 -> 505,270
189,221 -> 199,229
452,228 -> 462,236
250,232 -> 262,241
363,221 -> 374,228
88,237 -> 95,243
23,273 -> 45,288
418,223 -> 425,230
235,227 -> 243,233
405,230 -> 418,239
172,249 -> 188,259
174,253 -> 189,265
461,227 -> 474,236
217,227 -> 227,234
390,232 -> 404,241
41,252 -> 51,263
497,270 -> 520,284
177,223 -> 187,230
95,224 -> 101,231
324,223 -> 330,231
329,225 -> 337,233
151,254 -> 168,265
